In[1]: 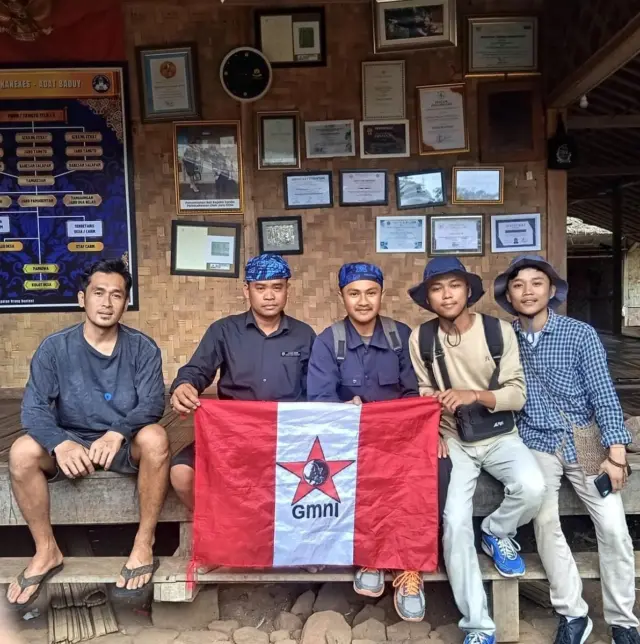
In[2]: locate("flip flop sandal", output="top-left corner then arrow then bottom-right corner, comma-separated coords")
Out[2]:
111,557 -> 160,600
7,563 -> 64,611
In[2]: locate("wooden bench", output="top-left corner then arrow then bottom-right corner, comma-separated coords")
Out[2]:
3,455 -> 640,642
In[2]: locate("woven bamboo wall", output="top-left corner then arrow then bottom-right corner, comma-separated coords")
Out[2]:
0,0 -> 547,389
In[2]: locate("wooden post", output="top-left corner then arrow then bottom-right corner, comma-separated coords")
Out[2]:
546,109 -> 568,314
613,183 -> 624,334
492,579 -> 520,642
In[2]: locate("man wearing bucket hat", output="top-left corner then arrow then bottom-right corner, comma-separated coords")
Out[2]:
495,254 -> 638,644
308,262 -> 451,622
408,257 -> 545,644
169,254 -> 316,510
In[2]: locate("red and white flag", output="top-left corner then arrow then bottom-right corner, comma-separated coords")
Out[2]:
192,398 -> 441,572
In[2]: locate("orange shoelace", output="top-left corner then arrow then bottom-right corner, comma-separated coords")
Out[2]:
392,570 -> 422,596
360,567 -> 379,574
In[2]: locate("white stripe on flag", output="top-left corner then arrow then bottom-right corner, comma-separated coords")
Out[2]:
273,402 -> 361,567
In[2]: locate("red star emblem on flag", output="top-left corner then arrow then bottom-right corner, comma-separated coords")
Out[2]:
277,437 -> 355,505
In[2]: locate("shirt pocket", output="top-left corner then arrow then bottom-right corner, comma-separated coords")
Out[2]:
279,355 -> 301,390
544,368 -> 580,398
378,358 -> 400,386
341,372 -> 363,389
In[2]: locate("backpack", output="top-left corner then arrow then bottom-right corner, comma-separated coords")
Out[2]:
418,315 -> 515,442
331,316 -> 402,363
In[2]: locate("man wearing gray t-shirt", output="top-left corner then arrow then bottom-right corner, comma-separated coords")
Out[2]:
6,259 -> 169,607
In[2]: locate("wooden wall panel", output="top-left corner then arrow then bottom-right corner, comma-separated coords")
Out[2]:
0,0 -> 548,389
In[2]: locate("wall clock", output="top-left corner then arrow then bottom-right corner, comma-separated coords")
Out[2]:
220,46 -> 272,102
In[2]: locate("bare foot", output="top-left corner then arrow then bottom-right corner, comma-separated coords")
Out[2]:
6,543 -> 63,605
116,541 -> 154,590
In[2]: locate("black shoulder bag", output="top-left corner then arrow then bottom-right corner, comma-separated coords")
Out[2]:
419,316 -> 515,442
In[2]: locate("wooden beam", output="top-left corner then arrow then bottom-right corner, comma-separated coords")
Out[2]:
568,114 -> 640,130
1,552 -> 639,585
613,183 -> 624,334
570,166 -> 640,177
549,14 -> 640,108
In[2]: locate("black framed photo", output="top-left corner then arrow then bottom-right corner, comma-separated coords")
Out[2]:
171,220 -> 241,278
255,7 -> 327,68
395,169 -> 445,209
429,214 -> 484,257
258,216 -> 303,255
360,120 -> 410,159
340,170 -> 388,206
284,171 -> 333,209
136,43 -> 201,123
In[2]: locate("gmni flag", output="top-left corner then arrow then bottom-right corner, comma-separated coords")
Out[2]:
192,398 -> 441,572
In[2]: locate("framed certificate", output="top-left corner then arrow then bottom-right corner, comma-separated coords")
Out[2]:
305,120 -> 355,158
257,112 -> 300,170
429,215 -> 484,256
173,121 -> 243,214
360,120 -> 410,159
452,167 -> 504,205
171,220 -> 241,278
376,215 -> 426,253
417,84 -> 469,155
491,213 -> 541,253
340,170 -> 388,206
466,16 -> 539,76
395,170 -> 445,209
362,60 -> 406,120
284,171 -> 333,209
255,7 -> 326,68
136,43 -> 201,123
258,216 -> 303,255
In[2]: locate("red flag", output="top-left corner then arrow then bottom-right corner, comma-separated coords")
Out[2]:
192,398 -> 441,571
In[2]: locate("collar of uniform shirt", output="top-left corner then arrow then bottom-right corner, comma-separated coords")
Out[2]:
513,307 -> 559,338
344,316 -> 390,351
244,310 -> 290,335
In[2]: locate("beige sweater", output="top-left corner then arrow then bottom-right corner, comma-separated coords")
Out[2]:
408,313 -> 526,443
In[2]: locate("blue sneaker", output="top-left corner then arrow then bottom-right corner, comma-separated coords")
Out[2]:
481,532 -> 525,577
464,632 -> 495,644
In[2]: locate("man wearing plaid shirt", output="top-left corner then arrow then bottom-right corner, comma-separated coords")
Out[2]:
494,254 -> 638,644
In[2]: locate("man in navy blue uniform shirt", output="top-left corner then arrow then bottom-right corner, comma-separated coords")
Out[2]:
308,262 -> 446,623
169,254 -> 316,510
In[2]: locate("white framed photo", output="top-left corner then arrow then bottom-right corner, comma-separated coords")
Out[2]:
373,0 -> 458,54
491,213 -> 541,253
305,119 -> 356,158
360,120 -> 410,159
452,166 -> 504,205
376,215 -> 426,253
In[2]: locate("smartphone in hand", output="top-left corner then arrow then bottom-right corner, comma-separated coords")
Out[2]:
594,472 -> 612,498
594,464 -> 632,498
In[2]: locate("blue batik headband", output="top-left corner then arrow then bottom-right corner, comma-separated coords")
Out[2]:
338,262 -> 384,290
245,254 -> 292,283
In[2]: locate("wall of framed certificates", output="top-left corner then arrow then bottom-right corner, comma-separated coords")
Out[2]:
6,0 -> 551,393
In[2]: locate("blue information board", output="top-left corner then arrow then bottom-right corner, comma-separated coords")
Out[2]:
0,64 -> 137,313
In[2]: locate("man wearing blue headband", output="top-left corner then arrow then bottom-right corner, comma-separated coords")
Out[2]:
168,254 -> 316,510
307,262 -> 440,622
495,255 -> 638,644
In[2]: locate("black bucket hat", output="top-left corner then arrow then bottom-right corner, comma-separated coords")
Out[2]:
494,254 -> 569,316
408,256 -> 485,313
